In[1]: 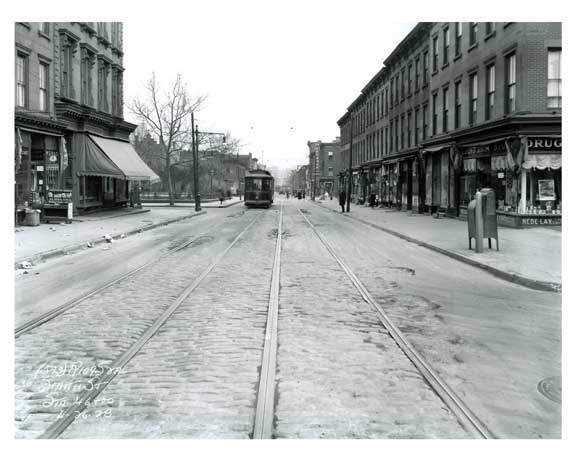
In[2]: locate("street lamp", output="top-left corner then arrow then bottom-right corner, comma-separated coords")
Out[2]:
191,110 -> 226,211
209,169 -> 214,197
236,150 -> 242,200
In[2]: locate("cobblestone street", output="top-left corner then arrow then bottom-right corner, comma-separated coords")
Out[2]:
275,205 -> 468,438
14,198 -> 561,439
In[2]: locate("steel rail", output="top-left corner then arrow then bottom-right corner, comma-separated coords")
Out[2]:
38,212 -> 263,439
252,201 -> 283,439
296,207 -> 494,439
15,222 -> 224,338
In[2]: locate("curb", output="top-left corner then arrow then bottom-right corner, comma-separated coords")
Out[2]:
15,210 -> 207,269
72,208 -> 151,222
142,200 -> 243,209
314,203 -> 561,293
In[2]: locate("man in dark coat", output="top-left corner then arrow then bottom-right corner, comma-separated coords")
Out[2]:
369,192 -> 376,209
339,190 -> 346,212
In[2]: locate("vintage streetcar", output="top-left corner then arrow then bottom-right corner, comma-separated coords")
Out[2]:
244,169 -> 275,208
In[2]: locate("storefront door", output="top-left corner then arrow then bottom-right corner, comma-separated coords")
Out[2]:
432,156 -> 441,206
406,161 -> 413,210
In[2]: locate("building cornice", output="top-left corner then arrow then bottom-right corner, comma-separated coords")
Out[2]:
15,112 -> 68,132
58,27 -> 82,42
55,101 -> 137,132
384,22 -> 434,68
421,114 -> 562,148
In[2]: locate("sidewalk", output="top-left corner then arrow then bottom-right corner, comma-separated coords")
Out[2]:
14,206 -> 209,267
313,198 -> 561,292
142,196 -> 243,209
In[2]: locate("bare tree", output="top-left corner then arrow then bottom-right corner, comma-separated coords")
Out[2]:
127,73 -> 206,205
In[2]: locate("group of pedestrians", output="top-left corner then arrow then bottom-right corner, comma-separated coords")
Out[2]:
337,190 -> 377,212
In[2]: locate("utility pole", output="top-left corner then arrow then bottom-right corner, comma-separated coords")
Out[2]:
237,150 -> 242,200
346,114 -> 353,212
191,112 -> 201,212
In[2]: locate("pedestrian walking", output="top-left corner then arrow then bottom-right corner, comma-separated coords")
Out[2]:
339,190 -> 346,212
369,192 -> 376,209
219,189 -> 225,205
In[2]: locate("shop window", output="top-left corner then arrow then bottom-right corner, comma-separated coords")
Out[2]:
526,169 -> 561,212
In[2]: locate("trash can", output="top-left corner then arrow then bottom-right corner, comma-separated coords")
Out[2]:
24,209 -> 40,226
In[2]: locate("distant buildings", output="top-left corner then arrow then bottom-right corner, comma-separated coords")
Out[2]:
15,22 -> 158,219
337,22 -> 561,227
288,165 -> 308,196
307,138 -> 341,198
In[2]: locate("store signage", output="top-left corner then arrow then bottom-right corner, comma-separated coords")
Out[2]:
461,141 -> 507,156
497,213 -> 562,227
461,137 -> 561,157
527,137 -> 561,152
47,189 -> 72,204
521,216 -> 561,226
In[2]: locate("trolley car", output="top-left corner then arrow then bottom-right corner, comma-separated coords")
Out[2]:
244,169 -> 275,208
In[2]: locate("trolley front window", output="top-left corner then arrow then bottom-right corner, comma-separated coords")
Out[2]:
245,178 -> 272,191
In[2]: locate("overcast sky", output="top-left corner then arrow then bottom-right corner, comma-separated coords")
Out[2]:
122,17 -> 416,170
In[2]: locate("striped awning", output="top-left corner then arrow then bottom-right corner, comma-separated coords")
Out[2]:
523,154 -> 562,170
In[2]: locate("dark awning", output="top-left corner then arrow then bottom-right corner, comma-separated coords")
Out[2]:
90,134 -> 160,183
458,137 -> 507,148
421,144 -> 452,153
77,134 -> 124,179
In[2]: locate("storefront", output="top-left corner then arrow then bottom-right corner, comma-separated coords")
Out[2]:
398,157 -> 415,211
421,144 -> 452,214
351,171 -> 360,202
73,133 -> 160,212
366,164 -> 381,204
381,161 -> 400,208
15,116 -> 70,225
457,136 -> 561,227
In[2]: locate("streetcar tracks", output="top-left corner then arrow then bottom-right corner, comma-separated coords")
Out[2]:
253,201 -> 283,439
16,223 -> 222,338
37,212 -> 263,439
296,206 -> 494,439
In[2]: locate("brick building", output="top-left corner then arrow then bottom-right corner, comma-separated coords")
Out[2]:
307,139 -> 340,198
15,22 -> 158,220
288,165 -> 308,197
337,22 -> 561,226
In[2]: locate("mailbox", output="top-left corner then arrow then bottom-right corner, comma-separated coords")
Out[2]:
467,188 -> 499,252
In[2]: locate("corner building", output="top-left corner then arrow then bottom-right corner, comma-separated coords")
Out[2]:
15,22 -> 158,218
338,22 -> 561,227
